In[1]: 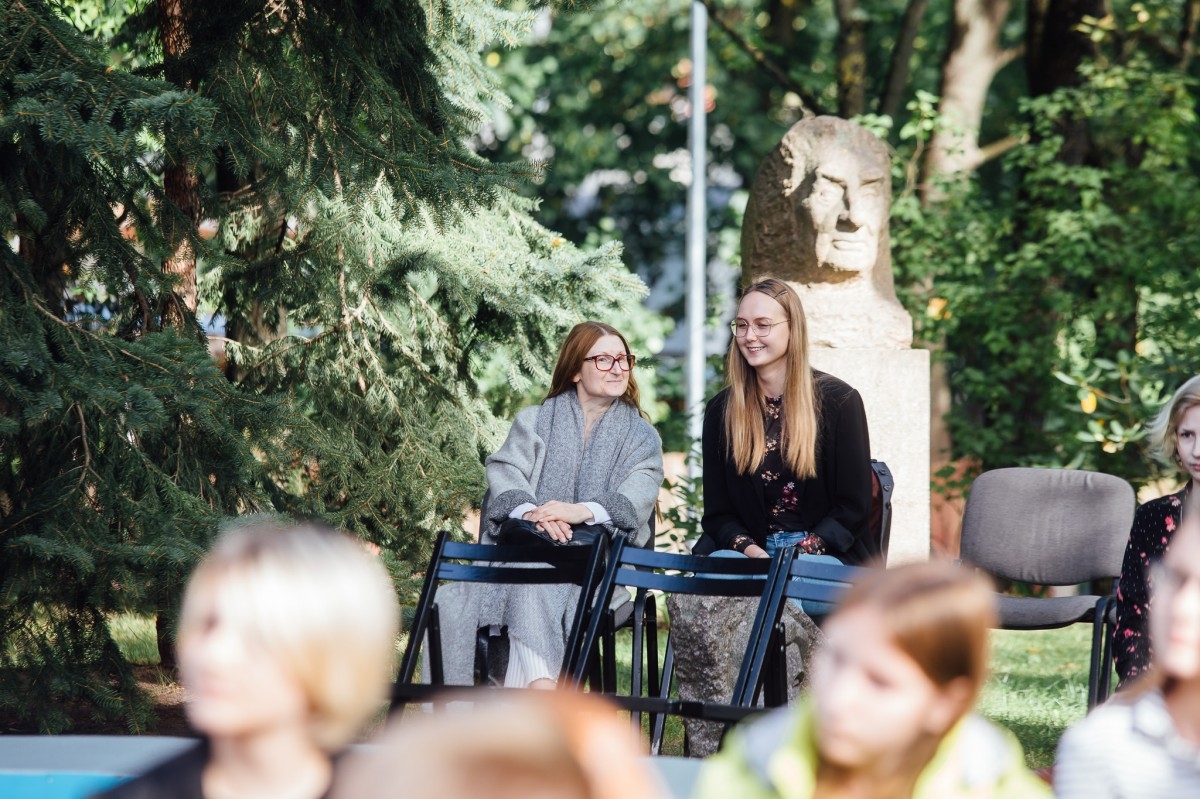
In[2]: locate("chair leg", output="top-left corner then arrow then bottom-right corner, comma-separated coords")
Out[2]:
650,637 -> 675,756
763,622 -> 787,707
646,594 -> 660,707
630,593 -> 646,734
428,606 -> 445,686
602,613 -> 617,693
1088,598 -> 1110,709
587,633 -> 604,692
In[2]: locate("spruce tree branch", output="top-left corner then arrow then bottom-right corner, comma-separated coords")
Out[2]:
6,1 -> 89,76
73,402 -> 93,491
698,0 -> 826,118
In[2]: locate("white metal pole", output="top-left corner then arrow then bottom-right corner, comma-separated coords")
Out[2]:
686,0 -> 708,474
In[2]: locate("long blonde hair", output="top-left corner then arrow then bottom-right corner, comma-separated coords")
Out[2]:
724,277 -> 819,478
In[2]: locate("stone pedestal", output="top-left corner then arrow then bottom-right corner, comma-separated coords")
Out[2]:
808,348 -> 931,565
667,593 -> 821,758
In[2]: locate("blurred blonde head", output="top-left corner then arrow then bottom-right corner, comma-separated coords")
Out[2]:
334,691 -> 665,799
178,520 -> 399,751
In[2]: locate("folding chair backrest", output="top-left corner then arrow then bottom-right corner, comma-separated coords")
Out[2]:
738,550 -> 864,707
396,531 -> 608,688
564,539 -> 777,693
776,554 -> 865,606
869,459 -> 895,561
960,467 -> 1135,585
604,545 -> 777,598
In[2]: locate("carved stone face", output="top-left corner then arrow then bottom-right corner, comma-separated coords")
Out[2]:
799,143 -> 888,275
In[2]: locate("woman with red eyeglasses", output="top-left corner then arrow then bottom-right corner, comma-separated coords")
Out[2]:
441,322 -> 663,689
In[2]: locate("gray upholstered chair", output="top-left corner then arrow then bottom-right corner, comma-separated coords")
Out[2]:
959,467 -> 1135,708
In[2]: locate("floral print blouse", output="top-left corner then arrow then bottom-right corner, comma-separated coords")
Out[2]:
1112,482 -> 1192,684
756,395 -> 827,555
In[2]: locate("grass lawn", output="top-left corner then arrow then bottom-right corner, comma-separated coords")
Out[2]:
978,625 -> 1096,769
110,613 -> 1099,766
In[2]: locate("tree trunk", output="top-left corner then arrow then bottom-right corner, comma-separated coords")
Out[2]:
918,0 -> 1014,545
921,0 -> 1014,200
157,0 -> 200,327
1181,0 -> 1200,69
879,0 -> 932,122
835,0 -> 867,117
1026,0 -> 1103,163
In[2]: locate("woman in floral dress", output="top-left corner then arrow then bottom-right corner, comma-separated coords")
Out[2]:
1112,375 -> 1200,684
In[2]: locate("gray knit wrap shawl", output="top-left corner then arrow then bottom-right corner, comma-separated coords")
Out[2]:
482,390 -> 660,546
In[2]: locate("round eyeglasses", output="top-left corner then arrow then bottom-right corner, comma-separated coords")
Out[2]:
730,319 -> 789,338
583,354 -> 636,372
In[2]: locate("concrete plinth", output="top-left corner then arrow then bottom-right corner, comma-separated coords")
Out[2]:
808,348 -> 930,565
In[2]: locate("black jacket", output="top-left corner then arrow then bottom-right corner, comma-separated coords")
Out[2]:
694,372 -> 874,564
93,741 -> 206,799
93,739 -> 340,799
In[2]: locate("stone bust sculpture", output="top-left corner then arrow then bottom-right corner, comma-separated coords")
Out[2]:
741,116 -> 912,349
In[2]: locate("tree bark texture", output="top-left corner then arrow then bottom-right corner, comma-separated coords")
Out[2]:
835,0 -> 867,117
879,0 -> 931,122
921,0 -> 1013,200
157,0 -> 200,326
1025,0 -> 1103,164
1179,0 -> 1200,69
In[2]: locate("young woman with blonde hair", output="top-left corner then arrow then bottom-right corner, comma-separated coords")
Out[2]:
97,521 -> 400,799
693,277 -> 874,566
1056,509 -> 1200,796
1112,374 -> 1200,684
696,561 -> 1050,798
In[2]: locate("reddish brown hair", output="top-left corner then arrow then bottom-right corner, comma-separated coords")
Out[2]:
545,322 -> 643,414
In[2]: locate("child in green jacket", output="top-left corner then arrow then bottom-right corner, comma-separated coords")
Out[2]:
694,561 -> 1050,799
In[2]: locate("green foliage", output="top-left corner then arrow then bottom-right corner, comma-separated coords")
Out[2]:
978,627 -> 1091,769
892,54 -> 1200,484
2,0 -> 648,731
658,449 -> 703,551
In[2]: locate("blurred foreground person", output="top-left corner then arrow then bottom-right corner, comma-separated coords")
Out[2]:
97,521 -> 399,799
694,561 -> 1049,799
333,691 -> 667,799
1055,510 -> 1200,797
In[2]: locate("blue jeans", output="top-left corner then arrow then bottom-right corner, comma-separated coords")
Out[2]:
711,532 -> 842,616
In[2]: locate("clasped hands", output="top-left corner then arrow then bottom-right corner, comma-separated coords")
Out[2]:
522,501 -> 594,543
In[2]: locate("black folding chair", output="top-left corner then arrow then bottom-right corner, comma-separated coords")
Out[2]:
390,530 -> 608,712
744,548 -> 865,707
563,537 -> 783,753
